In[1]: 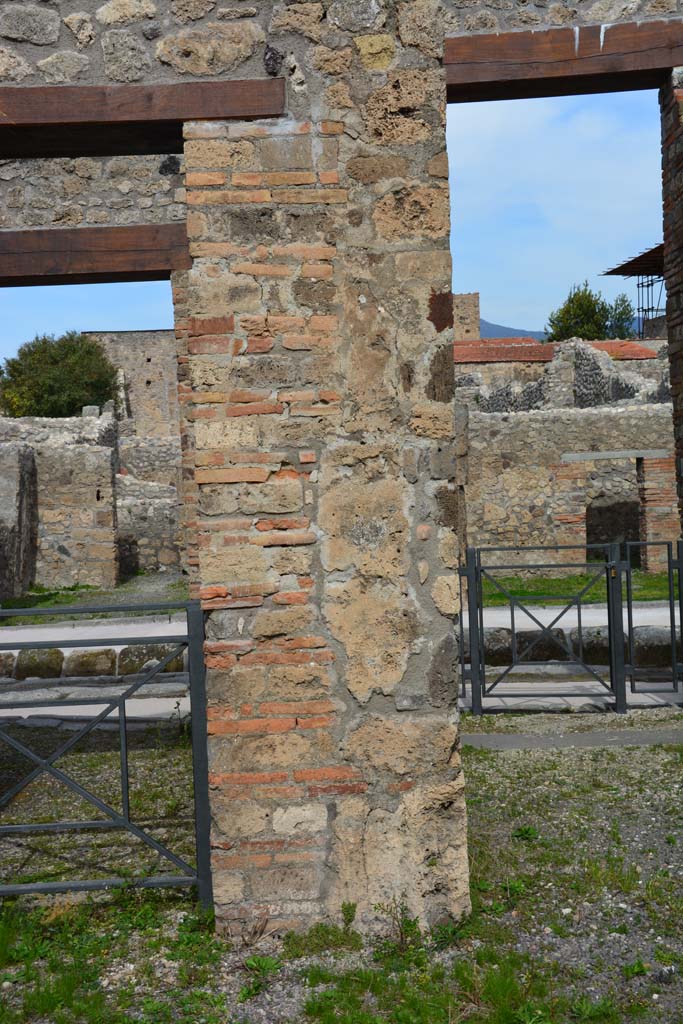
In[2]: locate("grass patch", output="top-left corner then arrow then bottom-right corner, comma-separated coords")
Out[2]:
481,570 -> 675,607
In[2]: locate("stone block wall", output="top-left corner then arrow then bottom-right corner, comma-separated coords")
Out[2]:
638,455 -> 680,570
0,443 -> 37,599
91,330 -> 184,573
0,414 -> 118,590
465,405 -> 678,563
453,292 -> 480,340
34,443 -> 118,589
0,155 -> 184,229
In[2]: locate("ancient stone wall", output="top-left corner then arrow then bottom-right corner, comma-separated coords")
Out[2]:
34,442 -> 118,588
90,330 -> 184,573
0,413 -> 118,589
638,455 -> 679,570
466,405 -> 677,561
453,292 -> 480,340
0,443 -> 37,599
0,154 -> 184,229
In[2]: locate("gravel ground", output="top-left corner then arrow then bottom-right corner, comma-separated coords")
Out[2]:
1,707 -> 682,1022
460,704 -> 683,734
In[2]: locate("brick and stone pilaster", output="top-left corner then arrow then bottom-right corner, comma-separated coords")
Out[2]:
174,15 -> 469,934
637,455 -> 679,570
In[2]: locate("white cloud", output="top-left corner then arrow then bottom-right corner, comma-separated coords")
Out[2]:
447,91 -> 663,330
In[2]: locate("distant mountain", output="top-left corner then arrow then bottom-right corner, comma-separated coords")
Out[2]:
480,319 -> 546,341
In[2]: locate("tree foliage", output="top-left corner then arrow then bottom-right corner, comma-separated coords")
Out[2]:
0,332 -> 118,418
546,282 -> 636,342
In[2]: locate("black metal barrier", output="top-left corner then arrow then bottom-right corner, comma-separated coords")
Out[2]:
459,541 -> 683,714
0,600 -> 212,908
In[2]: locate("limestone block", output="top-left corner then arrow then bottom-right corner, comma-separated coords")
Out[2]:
374,186 -> 450,241
184,139 -> 256,169
37,52 -> 90,83
431,575 -> 458,616
325,579 -> 419,703
63,12 -> 95,48
355,34 -> 395,70
0,45 -> 31,80
15,648 -> 64,681
209,728 -> 334,772
212,796 -> 269,837
0,4 -> 59,44
397,0 -> 443,58
187,266 -> 261,316
344,714 -> 458,776
212,871 -> 245,905
319,476 -> 410,580
118,643 -> 185,675
328,0 -> 385,32
156,20 -> 264,74
312,45 -> 352,74
64,648 -> 117,677
238,478 -> 303,515
0,652 -> 15,678
199,542 -> 274,585
270,2 -> 324,40
346,153 -> 408,184
251,605 -> 314,639
171,0 -> 216,21
101,29 -> 152,81
96,0 -> 157,25
272,804 -> 327,835
365,71 -> 441,145
329,775 -> 469,928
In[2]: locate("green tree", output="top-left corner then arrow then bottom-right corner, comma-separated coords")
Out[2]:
0,332 -> 117,418
546,282 -> 636,342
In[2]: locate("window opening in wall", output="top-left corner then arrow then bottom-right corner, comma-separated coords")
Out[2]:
586,498 -> 641,566
0,278 -> 184,604
447,90 -> 677,573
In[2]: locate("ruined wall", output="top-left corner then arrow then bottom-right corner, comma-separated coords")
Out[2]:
91,330 -> 183,573
0,414 -> 118,589
34,442 -> 118,588
0,443 -> 37,599
466,405 -> 677,560
453,292 -> 480,340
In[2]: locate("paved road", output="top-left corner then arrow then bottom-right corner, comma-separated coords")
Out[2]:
464,601 -> 678,630
0,614 -> 187,652
461,727 -> 683,750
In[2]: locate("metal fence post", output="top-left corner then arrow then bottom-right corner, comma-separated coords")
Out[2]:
465,547 -> 483,716
187,600 -> 213,911
607,544 -> 627,715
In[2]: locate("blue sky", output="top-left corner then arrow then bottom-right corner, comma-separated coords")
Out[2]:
0,280 -> 174,361
0,89 -> 663,359
447,89 -> 663,331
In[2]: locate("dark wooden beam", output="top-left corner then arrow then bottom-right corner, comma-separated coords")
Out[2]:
0,78 -> 285,158
445,20 -> 683,101
0,223 -> 191,287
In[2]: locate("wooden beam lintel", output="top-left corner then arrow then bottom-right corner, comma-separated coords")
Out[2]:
0,223 -> 191,288
445,19 -> 683,101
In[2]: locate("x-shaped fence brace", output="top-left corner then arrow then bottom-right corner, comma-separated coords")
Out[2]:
479,566 -> 612,695
0,641 -> 196,883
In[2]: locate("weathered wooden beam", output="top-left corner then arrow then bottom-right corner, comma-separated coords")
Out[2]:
0,223 -> 191,287
445,20 -> 683,101
0,78 -> 285,157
